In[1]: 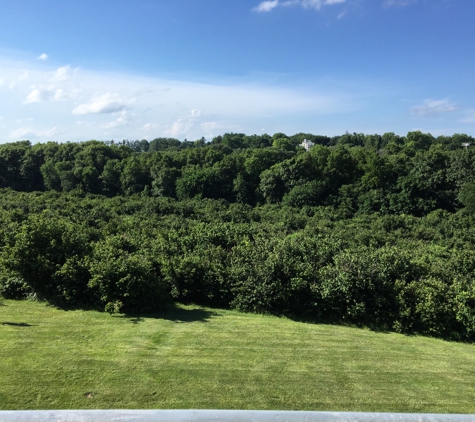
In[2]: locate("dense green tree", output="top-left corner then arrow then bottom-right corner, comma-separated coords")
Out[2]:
405,131 -> 435,152
2,214 -> 92,306
152,167 -> 180,198
121,155 -> 151,195
73,141 -> 122,193
100,159 -> 123,196
272,138 -> 295,151
459,182 -> 475,213
149,137 -> 181,151
222,133 -> 245,149
0,141 -> 31,190
88,235 -> 169,312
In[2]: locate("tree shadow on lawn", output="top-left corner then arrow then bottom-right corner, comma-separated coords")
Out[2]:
287,313 -> 392,335
122,303 -> 218,325
2,321 -> 36,327
8,297 -> 217,325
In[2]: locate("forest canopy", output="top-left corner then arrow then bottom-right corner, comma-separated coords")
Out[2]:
2,130 -> 475,342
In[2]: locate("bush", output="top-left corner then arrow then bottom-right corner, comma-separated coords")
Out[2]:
316,246 -> 418,327
0,273 -> 31,299
394,277 -> 462,339
2,214 -> 93,306
88,235 -> 169,313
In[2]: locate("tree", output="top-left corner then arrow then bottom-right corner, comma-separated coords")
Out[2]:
121,155 -> 151,195
2,214 -> 92,306
88,235 -> 169,313
459,182 -> 475,213
73,142 -> 122,193
405,131 -> 435,152
149,138 -> 181,151
272,138 -> 295,152
100,159 -> 123,196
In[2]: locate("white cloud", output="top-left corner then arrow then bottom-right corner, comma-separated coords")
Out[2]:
301,0 -> 345,10
166,110 -> 237,139
253,0 -> 345,12
0,54 -> 358,142
253,0 -> 279,12
72,93 -> 132,115
337,10 -> 347,18
9,126 -> 57,140
24,87 -> 71,104
53,89 -> 70,101
410,99 -> 458,117
24,89 -> 50,103
102,111 -> 129,128
167,109 -> 204,138
52,65 -> 73,82
38,53 -> 48,61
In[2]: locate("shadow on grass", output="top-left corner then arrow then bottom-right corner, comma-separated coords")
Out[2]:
287,313 -> 392,335
286,313 -> 472,342
2,322 -> 36,327
122,303 -> 217,324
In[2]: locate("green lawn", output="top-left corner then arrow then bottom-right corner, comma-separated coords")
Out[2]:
1,300 -> 475,413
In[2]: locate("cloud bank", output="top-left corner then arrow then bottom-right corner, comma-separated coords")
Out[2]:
0,56 -> 354,142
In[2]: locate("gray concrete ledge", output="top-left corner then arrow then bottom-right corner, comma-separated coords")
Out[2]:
0,410 -> 474,422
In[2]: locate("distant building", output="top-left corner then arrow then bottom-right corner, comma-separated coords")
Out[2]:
300,139 -> 314,151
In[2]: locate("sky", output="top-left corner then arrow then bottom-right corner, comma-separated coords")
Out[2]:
0,0 -> 474,143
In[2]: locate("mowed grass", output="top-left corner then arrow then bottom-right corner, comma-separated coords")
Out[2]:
1,300 -> 475,413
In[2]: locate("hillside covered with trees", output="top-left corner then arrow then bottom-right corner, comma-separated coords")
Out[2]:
2,130 -> 475,341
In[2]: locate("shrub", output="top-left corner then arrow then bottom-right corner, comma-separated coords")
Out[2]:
88,235 -> 169,313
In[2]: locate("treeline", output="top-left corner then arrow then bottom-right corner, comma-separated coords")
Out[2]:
2,130 -> 475,341
1,131 -> 475,216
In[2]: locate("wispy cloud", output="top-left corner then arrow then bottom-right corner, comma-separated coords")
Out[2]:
22,65 -> 79,104
9,126 -> 57,139
1,55 -> 357,142
102,111 -> 129,129
253,0 -> 279,12
52,65 -> 73,82
166,109 -> 228,139
253,0 -> 345,13
301,0 -> 345,10
37,53 -> 48,61
384,0 -> 417,7
410,99 -> 458,117
24,88 -> 53,104
72,93 -> 132,115
24,88 -> 69,104
337,9 -> 347,18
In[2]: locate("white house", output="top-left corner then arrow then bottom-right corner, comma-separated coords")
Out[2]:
300,139 -> 314,151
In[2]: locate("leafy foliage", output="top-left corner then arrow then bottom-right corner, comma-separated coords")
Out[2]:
1,131 -> 475,341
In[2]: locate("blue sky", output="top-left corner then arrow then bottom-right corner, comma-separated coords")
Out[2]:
0,0 -> 474,143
